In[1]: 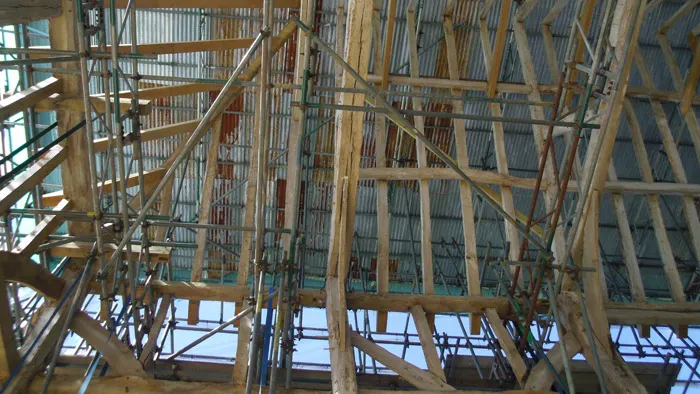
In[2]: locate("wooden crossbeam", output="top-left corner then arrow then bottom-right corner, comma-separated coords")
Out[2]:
349,330 -> 454,391
34,94 -> 152,115
93,119 -> 199,152
11,199 -> 71,257
0,145 -> 66,214
105,0 -> 300,8
70,312 -> 145,377
0,77 -> 61,122
42,168 -> 166,206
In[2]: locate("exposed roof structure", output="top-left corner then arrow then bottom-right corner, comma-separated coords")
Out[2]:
0,0 -> 699,392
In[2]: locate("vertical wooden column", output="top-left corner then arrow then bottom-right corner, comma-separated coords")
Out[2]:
442,9 -> 481,335
49,0 -> 92,234
372,0 -> 393,333
324,1 -> 373,392
406,2 -> 435,323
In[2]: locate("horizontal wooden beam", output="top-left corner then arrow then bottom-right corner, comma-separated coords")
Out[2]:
104,0 -> 300,8
0,0 -> 60,26
0,145 -> 66,214
111,281 -> 700,326
32,375 -> 543,394
0,77 -> 62,122
359,167 -> 700,196
94,119 -> 199,152
366,74 -> 700,106
34,95 -> 152,115
52,241 -> 171,264
42,168 -> 166,206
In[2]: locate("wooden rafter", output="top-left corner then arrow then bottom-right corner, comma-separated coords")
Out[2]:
11,199 -> 71,257
0,77 -> 61,122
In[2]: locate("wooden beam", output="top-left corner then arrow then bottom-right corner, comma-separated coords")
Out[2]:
50,241 -> 171,264
657,33 -> 700,162
34,94 -> 152,115
479,4 -> 521,282
486,0 -> 512,97
372,0 -> 390,333
410,305 -> 446,382
349,330 -> 454,391
658,0 -> 699,34
681,38 -> 700,116
0,145 -> 66,214
188,116 -> 222,325
380,0 -> 397,90
42,168 -> 166,206
0,251 -> 66,300
139,295 -> 171,366
32,375 -> 549,394
326,277 -> 357,393
484,308 -> 527,386
558,291 -> 647,394
407,1 -> 436,314
443,14 -> 481,335
30,38 -> 278,56
0,265 -> 18,380
11,199 -> 71,256
70,312 -> 145,377
93,119 -> 199,152
0,0 -> 60,25
524,332 -> 581,391
105,0 -> 299,7
0,77 -> 62,123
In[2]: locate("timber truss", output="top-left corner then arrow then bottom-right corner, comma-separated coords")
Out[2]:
0,0 -> 699,393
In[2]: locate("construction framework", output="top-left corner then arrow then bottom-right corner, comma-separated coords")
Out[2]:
0,0 -> 699,392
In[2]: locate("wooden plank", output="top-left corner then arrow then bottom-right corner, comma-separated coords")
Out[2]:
0,77 -> 62,122
42,168 -> 166,206
349,330 -> 454,391
484,308 -> 527,386
486,0 -> 512,97
410,304 -> 446,382
106,37 -> 274,55
70,312 -> 145,377
0,0 -> 60,25
0,145 -> 66,214
443,14 -> 481,335
407,2 -> 436,308
11,199 -> 71,256
105,0 -> 300,7
93,119 -> 199,152
187,116 -> 223,325
139,295 -> 172,365
0,265 -> 18,380
50,241 -> 171,264
524,332 -> 581,391
681,38 -> 700,116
